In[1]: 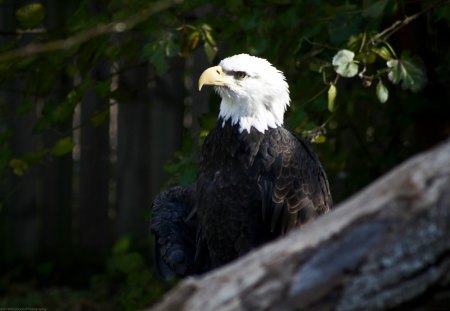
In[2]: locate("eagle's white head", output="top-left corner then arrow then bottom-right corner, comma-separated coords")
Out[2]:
198,54 -> 290,133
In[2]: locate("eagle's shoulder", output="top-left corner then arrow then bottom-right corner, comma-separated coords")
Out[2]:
258,126 -> 332,234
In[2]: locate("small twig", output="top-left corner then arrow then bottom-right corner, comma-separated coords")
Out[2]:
0,0 -> 182,63
303,85 -> 329,106
370,0 -> 444,45
303,37 -> 339,51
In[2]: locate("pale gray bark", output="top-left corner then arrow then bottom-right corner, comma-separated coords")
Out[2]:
148,138 -> 450,311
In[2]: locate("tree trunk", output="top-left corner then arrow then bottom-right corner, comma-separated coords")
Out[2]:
148,138 -> 450,311
116,63 -> 150,240
1,0 -> 39,261
8,81 -> 39,261
0,0 -> 15,264
40,0 -> 76,261
116,57 -> 185,241
148,58 -> 185,197
77,1 -> 111,259
187,49 -> 211,159
78,60 -> 110,257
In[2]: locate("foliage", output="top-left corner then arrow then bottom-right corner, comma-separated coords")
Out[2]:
0,237 -> 171,310
386,53 -> 427,92
0,0 -> 447,186
16,3 -> 45,29
163,133 -> 200,187
332,49 -> 359,78
0,0 -> 449,307
91,237 -> 174,310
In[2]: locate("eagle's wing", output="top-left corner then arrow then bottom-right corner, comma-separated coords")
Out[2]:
150,185 -> 198,279
260,129 -> 332,235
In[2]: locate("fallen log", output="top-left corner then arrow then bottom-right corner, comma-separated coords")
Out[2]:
148,138 -> 450,311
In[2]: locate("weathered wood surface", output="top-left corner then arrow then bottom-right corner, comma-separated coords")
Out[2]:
148,138 -> 450,311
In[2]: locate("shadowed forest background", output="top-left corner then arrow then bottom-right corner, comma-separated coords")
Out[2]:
0,0 -> 449,309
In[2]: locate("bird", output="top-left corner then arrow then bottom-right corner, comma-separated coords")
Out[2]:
150,53 -> 332,279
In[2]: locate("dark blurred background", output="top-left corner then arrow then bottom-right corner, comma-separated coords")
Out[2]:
0,0 -> 449,309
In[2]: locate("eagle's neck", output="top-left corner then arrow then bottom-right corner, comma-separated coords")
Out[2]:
218,97 -> 284,134
214,118 -> 267,168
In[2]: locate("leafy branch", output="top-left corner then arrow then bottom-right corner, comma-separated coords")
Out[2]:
370,0 -> 444,45
329,0 -> 446,103
0,0 -> 183,63
298,0 -> 446,144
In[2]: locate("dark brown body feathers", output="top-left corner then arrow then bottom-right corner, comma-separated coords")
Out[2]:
151,119 -> 332,277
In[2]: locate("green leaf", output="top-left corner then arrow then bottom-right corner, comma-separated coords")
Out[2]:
91,107 -> 110,127
386,60 -> 402,84
203,25 -> 217,47
376,80 -> 389,103
51,101 -> 78,124
332,50 -> 359,77
327,12 -> 363,45
204,42 -> 218,64
372,46 -> 394,61
9,158 -> 29,176
51,137 -> 74,156
328,83 -> 337,112
201,24 -> 217,63
312,134 -> 327,144
164,36 -> 180,58
433,4 -> 450,23
0,130 -> 12,147
16,3 -> 45,29
113,237 -> 131,255
333,49 -> 354,66
363,0 -> 388,18
95,80 -> 112,98
22,149 -> 49,162
311,97 -> 327,112
185,31 -> 201,52
146,44 -> 168,75
18,99 -> 34,114
307,58 -> 329,74
387,54 -> 427,92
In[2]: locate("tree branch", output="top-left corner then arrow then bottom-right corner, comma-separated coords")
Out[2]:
0,0 -> 182,63
370,0 -> 444,45
147,138 -> 450,311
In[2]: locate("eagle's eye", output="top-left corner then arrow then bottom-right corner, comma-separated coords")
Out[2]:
233,71 -> 247,80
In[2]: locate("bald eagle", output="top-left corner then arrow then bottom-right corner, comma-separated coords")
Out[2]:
151,54 -> 332,278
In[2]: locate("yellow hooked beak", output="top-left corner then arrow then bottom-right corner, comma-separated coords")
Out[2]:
198,66 -> 227,91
